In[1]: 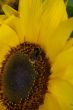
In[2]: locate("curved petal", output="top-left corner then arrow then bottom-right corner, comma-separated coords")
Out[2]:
39,0 -> 67,40
18,0 -> 67,44
2,3 -> 39,43
0,24 -> 19,47
49,79 -> 73,110
3,15 -> 24,43
51,46 -> 73,78
63,38 -> 73,50
2,0 -> 67,45
18,0 -> 43,43
39,18 -> 73,62
0,15 -> 8,25
2,5 -> 24,43
4,15 -> 38,43
2,4 -> 18,17
62,65 -> 73,85
0,24 -> 19,65
39,93 -> 61,110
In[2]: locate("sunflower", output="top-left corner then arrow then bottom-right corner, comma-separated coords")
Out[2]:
0,0 -> 73,110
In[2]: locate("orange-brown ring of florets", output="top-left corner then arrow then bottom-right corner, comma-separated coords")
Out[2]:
0,42 -> 51,110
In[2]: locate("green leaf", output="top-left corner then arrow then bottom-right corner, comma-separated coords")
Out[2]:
67,0 -> 73,17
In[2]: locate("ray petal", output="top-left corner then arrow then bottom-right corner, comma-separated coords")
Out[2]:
39,18 -> 73,62
51,46 -> 73,77
62,65 -> 73,85
18,0 -> 67,44
39,0 -> 67,39
0,24 -> 19,64
2,4 -> 18,17
39,93 -> 61,110
49,79 -> 73,110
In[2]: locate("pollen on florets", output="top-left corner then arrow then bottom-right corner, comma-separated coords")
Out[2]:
0,42 -> 51,110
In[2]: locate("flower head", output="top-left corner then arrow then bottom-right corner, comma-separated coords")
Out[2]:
0,0 -> 73,110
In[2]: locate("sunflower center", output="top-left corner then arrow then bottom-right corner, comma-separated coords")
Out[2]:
3,53 -> 37,103
0,42 -> 51,110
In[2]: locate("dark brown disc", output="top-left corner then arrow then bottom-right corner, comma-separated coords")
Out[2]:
0,42 -> 51,110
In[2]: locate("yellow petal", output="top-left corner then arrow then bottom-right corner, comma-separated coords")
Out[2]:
0,24 -> 19,64
63,65 -> 73,85
39,0 -> 67,40
18,0 -> 67,44
18,0 -> 43,43
39,93 -> 61,110
3,15 -> 24,43
51,46 -> 73,78
0,24 -> 19,47
19,0 -> 42,23
49,79 -> 73,110
2,4 -> 19,17
64,38 -> 73,50
0,15 -> 7,24
40,18 -> 73,62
